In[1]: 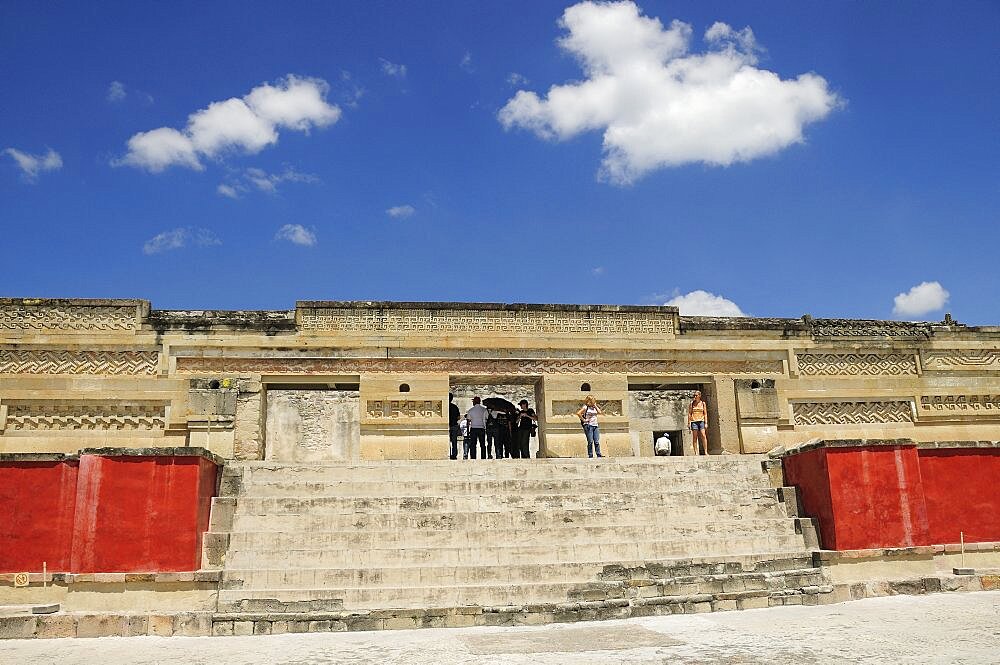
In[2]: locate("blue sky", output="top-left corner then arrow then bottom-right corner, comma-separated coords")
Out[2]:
1,1 -> 997,322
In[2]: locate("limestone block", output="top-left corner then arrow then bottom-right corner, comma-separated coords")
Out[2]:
265,389 -> 360,462
125,615 -> 149,637
233,621 -> 254,635
212,621 -> 234,636
0,616 -> 37,639
35,614 -> 76,639
173,612 -> 212,636
76,614 -> 126,638
148,614 -> 174,636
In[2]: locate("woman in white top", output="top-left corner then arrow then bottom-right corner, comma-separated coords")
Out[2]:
576,395 -> 604,458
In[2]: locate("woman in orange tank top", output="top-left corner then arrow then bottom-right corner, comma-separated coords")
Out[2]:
688,390 -> 709,455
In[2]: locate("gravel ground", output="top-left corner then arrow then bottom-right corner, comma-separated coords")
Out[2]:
2,592 -> 998,665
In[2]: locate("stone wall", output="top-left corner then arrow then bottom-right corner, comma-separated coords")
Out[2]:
264,390 -> 360,463
1,298 -> 998,460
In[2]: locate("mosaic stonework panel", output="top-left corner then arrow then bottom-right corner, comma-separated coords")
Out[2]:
919,395 -> 1000,413
366,400 -> 443,419
551,400 -> 623,417
2,401 -> 166,430
810,319 -> 930,339
792,401 -> 913,426
299,307 -> 675,336
0,350 -> 159,375
796,353 -> 918,376
176,356 -> 784,376
922,350 -> 1000,372
0,305 -> 138,331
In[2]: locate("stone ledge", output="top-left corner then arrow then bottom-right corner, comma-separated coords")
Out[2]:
78,446 -> 225,466
0,570 -> 221,585
814,541 -> 1000,563
772,438 -> 1000,459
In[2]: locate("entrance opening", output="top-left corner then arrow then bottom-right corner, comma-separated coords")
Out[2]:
652,430 -> 684,456
450,376 -> 542,459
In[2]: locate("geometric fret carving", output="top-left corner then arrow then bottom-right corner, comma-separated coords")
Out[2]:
919,395 -> 1000,413
299,306 -> 676,336
3,401 -> 166,430
551,399 -> 623,417
176,357 -> 785,376
366,400 -> 443,419
922,350 -> 1000,372
809,319 -> 930,339
0,305 -> 137,331
796,353 -> 918,376
0,350 -> 159,375
792,401 -> 913,425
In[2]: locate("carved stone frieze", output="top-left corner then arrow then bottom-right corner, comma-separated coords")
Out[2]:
796,353 -> 918,376
919,395 -> 1000,413
2,401 -> 166,430
0,305 -> 138,331
809,319 -> 930,339
366,400 -> 443,419
175,356 -> 784,376
0,350 -> 159,375
921,350 -> 1000,372
551,399 -> 623,417
299,307 -> 675,336
792,401 -> 913,426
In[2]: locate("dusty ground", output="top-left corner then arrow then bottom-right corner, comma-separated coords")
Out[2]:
2,592 -> 998,664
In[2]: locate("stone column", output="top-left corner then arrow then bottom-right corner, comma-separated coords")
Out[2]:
705,376 -> 741,454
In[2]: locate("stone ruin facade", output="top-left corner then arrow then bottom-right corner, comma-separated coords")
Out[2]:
2,298 -> 998,461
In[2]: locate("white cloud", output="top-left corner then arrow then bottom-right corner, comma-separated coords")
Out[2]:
386,204 -> 416,219
142,227 -> 221,254
499,1 -> 840,184
507,72 -> 530,87
460,52 -> 473,72
893,281 -> 949,317
118,75 -> 341,172
591,266 -> 606,276
107,81 -> 127,103
380,59 -> 407,78
217,184 -> 240,199
3,147 -> 62,180
275,223 -> 317,246
664,290 -> 745,316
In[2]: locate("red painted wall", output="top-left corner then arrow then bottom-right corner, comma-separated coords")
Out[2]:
784,443 -> 1000,550
0,453 -> 217,573
920,449 -> 1000,544
0,460 -> 78,572
782,448 -> 836,548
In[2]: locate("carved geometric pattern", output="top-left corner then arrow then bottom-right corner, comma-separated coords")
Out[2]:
919,395 -> 1000,412
0,350 -> 159,375
366,400 -> 443,419
810,319 -> 930,339
796,353 -> 918,376
0,305 -> 137,331
176,357 -> 784,376
3,402 -> 166,430
551,399 -> 623,417
299,307 -> 675,336
922,350 -> 1000,371
792,401 -> 913,425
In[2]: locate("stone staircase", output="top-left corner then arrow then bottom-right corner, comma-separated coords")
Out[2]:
207,456 -> 831,619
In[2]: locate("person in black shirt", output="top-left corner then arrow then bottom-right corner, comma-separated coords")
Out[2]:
448,393 -> 460,460
514,399 -> 537,459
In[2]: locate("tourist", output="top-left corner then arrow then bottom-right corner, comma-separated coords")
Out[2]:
654,432 -> 671,456
465,396 -> 489,459
576,395 -> 603,458
488,406 -> 512,459
688,390 -> 709,455
448,393 -> 460,460
514,399 -> 537,459
459,416 -> 469,458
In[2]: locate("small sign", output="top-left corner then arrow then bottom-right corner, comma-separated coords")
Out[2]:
13,573 -> 29,587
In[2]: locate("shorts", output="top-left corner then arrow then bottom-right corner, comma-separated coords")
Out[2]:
690,420 -> 706,431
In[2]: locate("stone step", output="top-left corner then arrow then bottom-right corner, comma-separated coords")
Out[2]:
221,504 -> 792,541
235,475 -> 771,498
218,569 -> 823,611
223,519 -> 800,554
221,561 -> 825,591
233,457 -> 767,480
230,488 -> 782,513
223,534 -> 808,569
